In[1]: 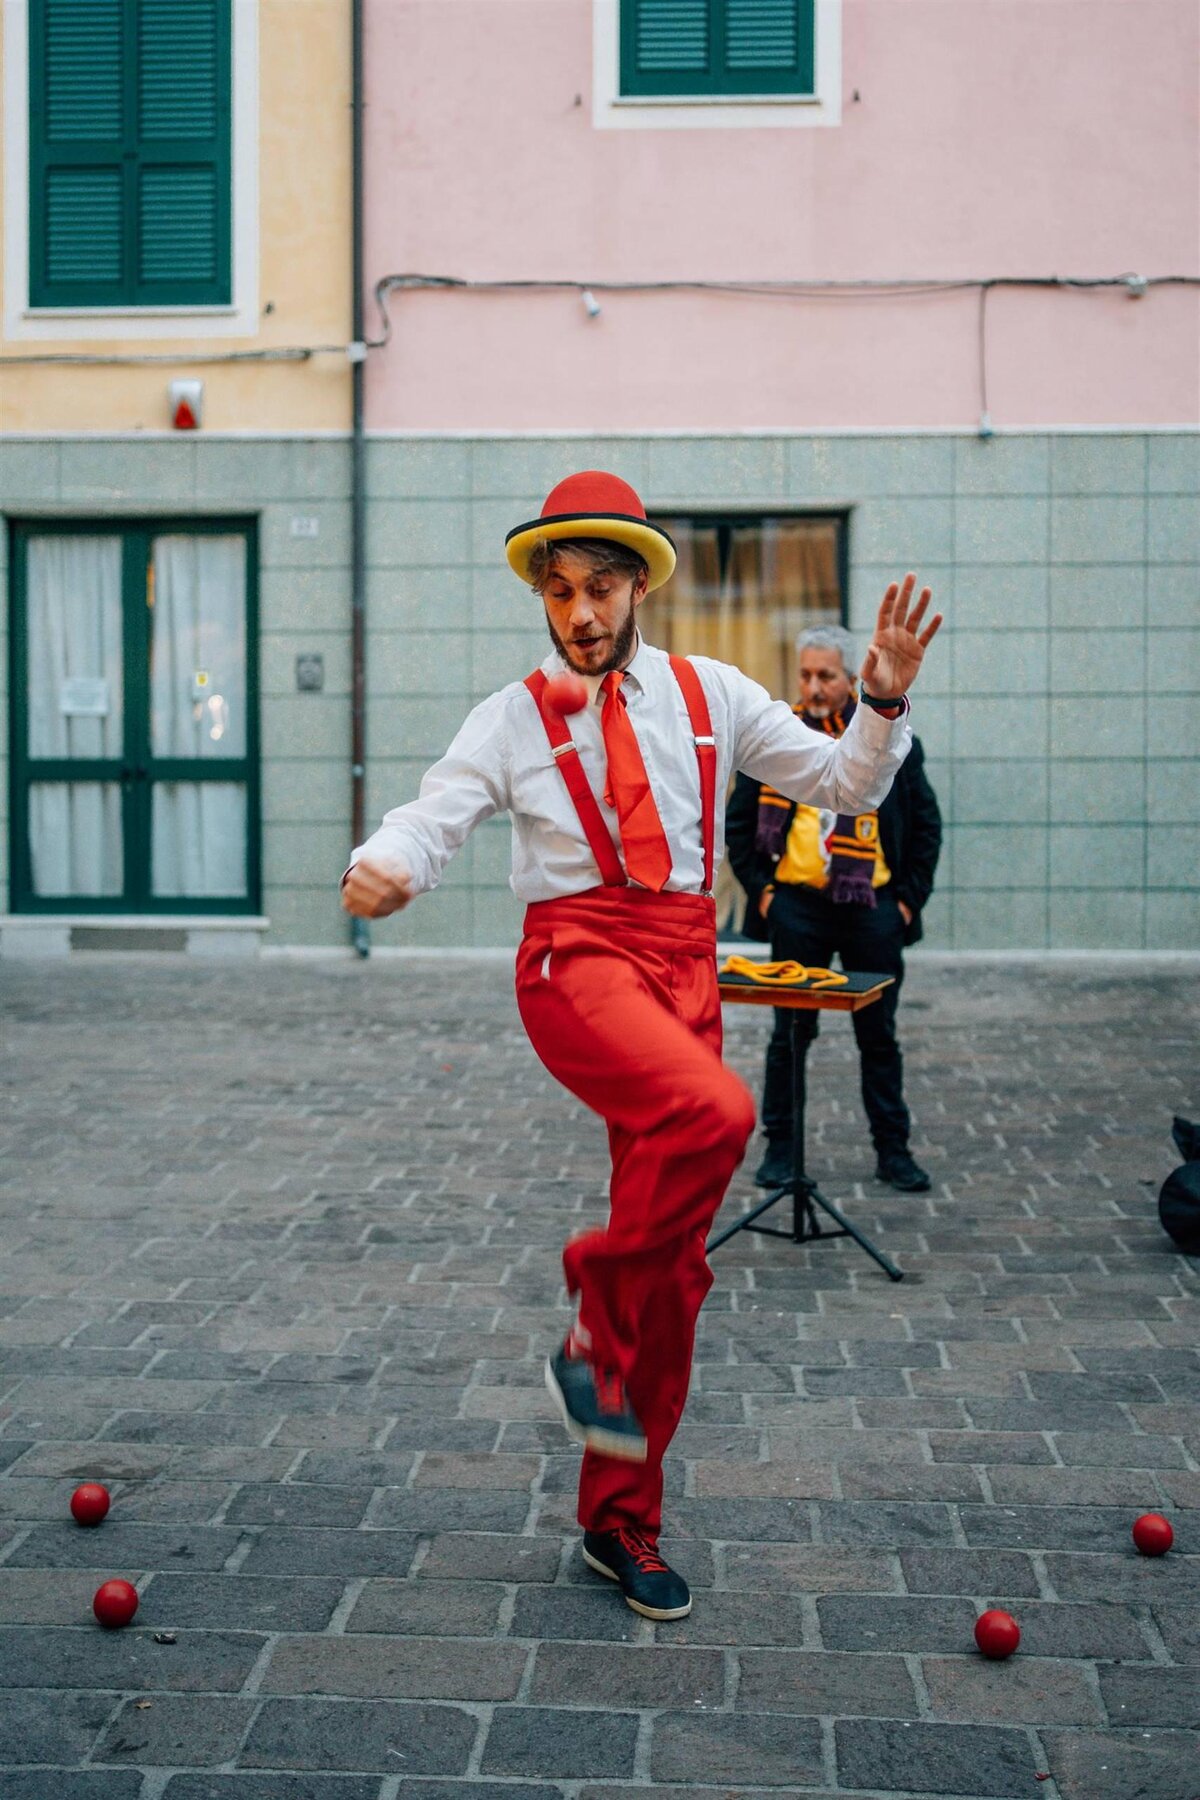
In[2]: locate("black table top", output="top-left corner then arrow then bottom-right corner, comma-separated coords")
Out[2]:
717,966 -> 895,1012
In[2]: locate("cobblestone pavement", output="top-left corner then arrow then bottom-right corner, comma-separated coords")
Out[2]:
1,952 -> 1197,1800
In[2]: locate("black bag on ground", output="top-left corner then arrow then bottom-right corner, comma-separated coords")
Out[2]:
1171,1114 -> 1200,1162
1159,1116 -> 1200,1253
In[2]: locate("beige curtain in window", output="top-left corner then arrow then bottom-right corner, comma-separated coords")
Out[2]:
728,518 -> 842,696
649,516 -> 843,931
649,520 -> 722,660
653,517 -> 841,696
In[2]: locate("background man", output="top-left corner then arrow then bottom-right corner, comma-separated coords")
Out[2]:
726,624 -> 943,1194
342,474 -> 940,1623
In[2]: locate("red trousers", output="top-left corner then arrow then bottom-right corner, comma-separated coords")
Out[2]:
515,887 -> 756,1535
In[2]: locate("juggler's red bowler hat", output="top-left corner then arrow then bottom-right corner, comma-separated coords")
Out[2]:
505,471 -> 677,592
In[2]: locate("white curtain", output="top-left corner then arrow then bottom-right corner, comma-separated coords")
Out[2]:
151,535 -> 248,897
153,782 -> 247,898
27,536 -> 123,896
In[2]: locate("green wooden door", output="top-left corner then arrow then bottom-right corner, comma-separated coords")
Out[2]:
9,519 -> 259,912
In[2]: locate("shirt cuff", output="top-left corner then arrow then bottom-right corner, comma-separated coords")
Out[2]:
855,694 -> 910,740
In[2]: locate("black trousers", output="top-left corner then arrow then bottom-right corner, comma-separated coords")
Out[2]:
761,884 -> 910,1153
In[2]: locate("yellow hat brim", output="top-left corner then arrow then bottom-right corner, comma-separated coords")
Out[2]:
505,513 -> 676,593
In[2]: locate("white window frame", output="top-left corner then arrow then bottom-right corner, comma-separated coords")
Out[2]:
3,0 -> 259,340
593,0 -> 841,131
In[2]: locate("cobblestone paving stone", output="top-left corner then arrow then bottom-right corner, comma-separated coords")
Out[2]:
0,953 -> 1197,1800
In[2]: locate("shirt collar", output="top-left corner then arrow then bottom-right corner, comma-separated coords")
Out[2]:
620,632 -> 653,697
544,631 -> 653,706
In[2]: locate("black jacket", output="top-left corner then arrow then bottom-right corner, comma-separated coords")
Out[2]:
725,736 -> 943,948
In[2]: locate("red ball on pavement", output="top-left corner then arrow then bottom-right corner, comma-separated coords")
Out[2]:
70,1483 -> 111,1526
544,672 -> 588,715
93,1579 -> 139,1629
974,1608 -> 1020,1659
1132,1512 -> 1174,1556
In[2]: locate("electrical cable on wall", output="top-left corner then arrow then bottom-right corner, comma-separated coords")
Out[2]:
4,271 -> 1195,436
367,270 -> 1200,437
1,345 -> 349,366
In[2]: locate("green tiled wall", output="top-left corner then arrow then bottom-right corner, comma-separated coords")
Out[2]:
359,429 -> 1196,951
3,432 -> 1196,951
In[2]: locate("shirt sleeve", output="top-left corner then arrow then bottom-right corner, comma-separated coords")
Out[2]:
723,664 -> 912,814
348,689 -> 512,896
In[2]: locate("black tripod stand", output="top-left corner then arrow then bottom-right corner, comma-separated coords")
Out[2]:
706,970 -> 904,1281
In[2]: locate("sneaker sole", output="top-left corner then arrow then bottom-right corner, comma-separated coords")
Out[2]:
581,1544 -> 692,1620
544,1358 -> 648,1463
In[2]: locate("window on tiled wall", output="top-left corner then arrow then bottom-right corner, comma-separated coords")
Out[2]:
620,0 -> 816,97
28,0 -> 232,307
650,513 -> 845,701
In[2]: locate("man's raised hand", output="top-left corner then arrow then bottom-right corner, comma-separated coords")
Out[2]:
859,574 -> 943,702
340,857 -> 415,920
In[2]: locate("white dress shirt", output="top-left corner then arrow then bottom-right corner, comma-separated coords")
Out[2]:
352,636 -> 912,904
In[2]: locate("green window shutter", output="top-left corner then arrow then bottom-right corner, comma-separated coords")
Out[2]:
139,0 -> 220,137
134,0 -> 231,302
620,0 -> 815,98
30,0 -> 231,308
632,0 -> 710,75
30,0 -> 127,304
45,167 -> 124,285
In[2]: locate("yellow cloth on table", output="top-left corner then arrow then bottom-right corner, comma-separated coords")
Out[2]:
720,956 -> 848,990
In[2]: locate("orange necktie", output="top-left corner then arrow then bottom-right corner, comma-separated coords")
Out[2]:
599,671 -> 673,892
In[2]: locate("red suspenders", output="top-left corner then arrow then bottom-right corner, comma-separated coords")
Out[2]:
524,658 -> 717,896
668,654 -> 717,898
524,670 -> 626,887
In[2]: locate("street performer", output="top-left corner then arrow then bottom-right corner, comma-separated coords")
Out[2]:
341,471 -> 942,1622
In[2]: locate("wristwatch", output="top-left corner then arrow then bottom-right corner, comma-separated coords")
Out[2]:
859,690 -> 909,714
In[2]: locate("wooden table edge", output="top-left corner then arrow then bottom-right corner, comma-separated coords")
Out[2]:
717,977 -> 895,1013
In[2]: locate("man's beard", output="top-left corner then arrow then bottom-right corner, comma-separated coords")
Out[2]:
547,600 -> 638,675
803,693 -> 852,719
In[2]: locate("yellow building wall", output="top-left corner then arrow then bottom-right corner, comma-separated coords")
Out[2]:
0,0 -> 352,433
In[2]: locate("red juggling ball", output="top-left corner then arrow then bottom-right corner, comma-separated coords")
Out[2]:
544,673 -> 588,715
974,1609 -> 1020,1659
70,1483 -> 111,1526
93,1579 -> 139,1628
1132,1512 -> 1174,1556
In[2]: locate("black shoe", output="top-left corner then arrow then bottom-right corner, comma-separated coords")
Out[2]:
754,1141 -> 794,1188
545,1345 -> 647,1462
875,1148 -> 931,1192
582,1527 -> 692,1621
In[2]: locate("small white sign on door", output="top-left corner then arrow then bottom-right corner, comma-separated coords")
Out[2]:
60,677 -> 110,717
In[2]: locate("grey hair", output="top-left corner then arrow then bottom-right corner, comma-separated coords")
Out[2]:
795,624 -> 857,678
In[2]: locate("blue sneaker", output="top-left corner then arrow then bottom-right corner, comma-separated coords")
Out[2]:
545,1342 -> 647,1461
583,1527 -> 692,1620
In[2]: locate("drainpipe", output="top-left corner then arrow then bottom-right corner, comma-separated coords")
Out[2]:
349,0 -> 369,957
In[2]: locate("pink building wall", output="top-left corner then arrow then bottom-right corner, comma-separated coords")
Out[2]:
363,0 -> 1199,431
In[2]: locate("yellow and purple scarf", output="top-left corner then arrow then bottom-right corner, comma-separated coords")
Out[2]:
755,700 -> 879,908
